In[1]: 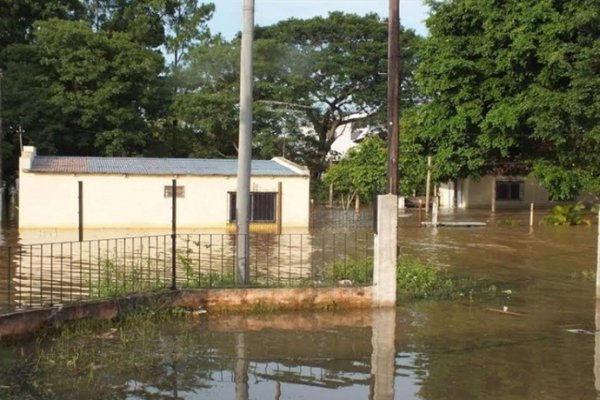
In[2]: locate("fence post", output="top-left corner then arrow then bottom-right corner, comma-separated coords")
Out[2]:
491,176 -> 496,213
530,203 -> 534,228
78,181 -> 83,242
171,179 -> 177,290
328,183 -> 334,208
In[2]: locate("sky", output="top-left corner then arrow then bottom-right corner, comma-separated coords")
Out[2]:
207,0 -> 430,39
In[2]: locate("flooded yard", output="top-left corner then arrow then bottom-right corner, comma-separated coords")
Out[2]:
1,208 -> 599,399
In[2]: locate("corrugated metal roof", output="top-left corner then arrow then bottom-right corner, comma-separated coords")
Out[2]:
28,156 -> 304,176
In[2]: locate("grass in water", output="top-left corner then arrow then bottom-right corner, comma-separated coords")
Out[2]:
324,257 -> 495,300
396,258 -> 495,301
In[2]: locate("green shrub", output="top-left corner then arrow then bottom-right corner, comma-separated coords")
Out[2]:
396,259 -> 494,300
542,203 -> 591,226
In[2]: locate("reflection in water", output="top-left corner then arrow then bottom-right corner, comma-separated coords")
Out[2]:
2,298 -> 599,399
235,333 -> 249,400
370,308 -> 396,400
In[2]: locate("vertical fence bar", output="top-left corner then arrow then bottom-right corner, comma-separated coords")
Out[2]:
220,234 -> 225,286
78,180 -> 84,242
266,234 -> 270,286
131,237 -> 136,290
122,238 -> 126,293
18,246 -> 22,308
40,244 -> 44,306
209,234 -> 214,287
288,234 -> 292,286
88,241 -> 92,299
60,243 -> 63,304
29,245 -> 33,308
300,234 -> 303,283
277,234 -> 281,285
171,180 -> 177,290
97,240 -> 101,298
69,243 -> 73,303
7,247 -> 11,310
79,241 -> 83,300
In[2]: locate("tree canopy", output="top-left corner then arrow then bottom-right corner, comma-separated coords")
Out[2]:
415,0 -> 600,199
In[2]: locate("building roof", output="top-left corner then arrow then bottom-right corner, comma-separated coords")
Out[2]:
27,156 -> 307,177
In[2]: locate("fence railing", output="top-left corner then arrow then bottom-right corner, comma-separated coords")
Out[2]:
0,232 -> 373,313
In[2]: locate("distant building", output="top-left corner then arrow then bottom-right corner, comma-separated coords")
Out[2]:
438,175 -> 553,209
18,146 -> 310,230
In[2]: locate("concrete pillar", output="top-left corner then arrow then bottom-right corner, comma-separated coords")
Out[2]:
373,194 -> 398,307
370,307 -> 396,400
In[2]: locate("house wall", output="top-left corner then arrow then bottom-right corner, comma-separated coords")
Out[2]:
439,175 -> 552,209
19,166 -> 310,229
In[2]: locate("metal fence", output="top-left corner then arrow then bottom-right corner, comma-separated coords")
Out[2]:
0,231 -> 373,313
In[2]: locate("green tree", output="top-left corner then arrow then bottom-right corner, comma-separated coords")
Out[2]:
0,0 -> 85,54
35,19 -> 164,155
163,0 -> 215,69
416,0 -> 600,200
255,12 -> 422,176
324,136 -> 387,207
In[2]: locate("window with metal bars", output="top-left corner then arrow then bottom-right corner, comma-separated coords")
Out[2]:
496,181 -> 524,201
228,192 -> 277,222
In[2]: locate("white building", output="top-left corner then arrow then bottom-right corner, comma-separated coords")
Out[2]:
18,146 -> 310,230
439,175 -> 553,209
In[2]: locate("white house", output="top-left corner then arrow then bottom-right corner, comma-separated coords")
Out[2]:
439,175 -> 553,209
18,146 -> 310,230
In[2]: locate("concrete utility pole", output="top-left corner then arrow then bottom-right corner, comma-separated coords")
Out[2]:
373,0 -> 400,308
235,0 -> 254,285
386,0 -> 400,194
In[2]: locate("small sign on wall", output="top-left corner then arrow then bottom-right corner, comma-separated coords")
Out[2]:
164,185 -> 185,198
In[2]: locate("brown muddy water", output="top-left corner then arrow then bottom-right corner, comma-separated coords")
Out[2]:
1,208 -> 599,399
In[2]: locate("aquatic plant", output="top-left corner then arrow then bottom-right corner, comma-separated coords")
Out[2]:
396,259 -> 494,301
542,203 -> 591,226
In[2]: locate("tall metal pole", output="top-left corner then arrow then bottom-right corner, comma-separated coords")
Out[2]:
386,0 -> 400,194
236,0 -> 254,286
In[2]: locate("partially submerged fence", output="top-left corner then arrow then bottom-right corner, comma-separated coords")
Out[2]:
0,232 -> 373,313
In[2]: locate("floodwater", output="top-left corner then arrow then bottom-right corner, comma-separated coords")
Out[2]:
1,207 -> 599,399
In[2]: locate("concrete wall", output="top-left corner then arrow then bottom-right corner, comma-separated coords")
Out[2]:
439,175 -> 552,209
19,162 -> 310,230
0,287 -> 373,339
